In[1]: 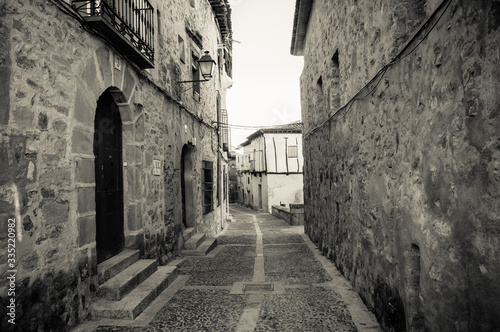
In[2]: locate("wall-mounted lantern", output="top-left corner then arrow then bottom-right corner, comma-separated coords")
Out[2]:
177,51 -> 216,84
198,51 -> 216,79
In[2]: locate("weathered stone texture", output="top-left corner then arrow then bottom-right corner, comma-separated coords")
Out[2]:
299,0 -> 500,331
42,200 -> 70,225
0,0 -> 231,329
78,216 -> 96,247
75,158 -> 95,184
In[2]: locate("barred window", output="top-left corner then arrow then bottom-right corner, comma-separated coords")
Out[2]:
288,146 -> 298,158
202,161 -> 214,214
178,35 -> 185,63
192,52 -> 200,101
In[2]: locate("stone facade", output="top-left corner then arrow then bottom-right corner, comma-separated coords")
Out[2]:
0,0 -> 232,330
237,122 -> 304,212
292,0 -> 500,331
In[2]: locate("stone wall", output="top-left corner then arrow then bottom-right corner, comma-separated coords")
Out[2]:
0,0 -> 231,330
271,204 -> 304,226
298,0 -> 500,330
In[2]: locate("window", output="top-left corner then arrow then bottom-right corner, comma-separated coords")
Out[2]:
316,75 -> 324,111
202,161 -> 214,214
217,156 -> 221,207
332,50 -> 339,66
178,36 -> 185,63
217,95 -> 221,148
192,52 -> 200,101
331,49 -> 341,109
288,146 -> 298,158
223,166 -> 227,201
218,47 -> 223,78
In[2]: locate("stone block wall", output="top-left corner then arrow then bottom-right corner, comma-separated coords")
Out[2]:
298,0 -> 500,330
0,0 -> 231,330
272,204 -> 304,226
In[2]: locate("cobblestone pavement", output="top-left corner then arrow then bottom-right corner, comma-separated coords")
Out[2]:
77,205 -> 381,332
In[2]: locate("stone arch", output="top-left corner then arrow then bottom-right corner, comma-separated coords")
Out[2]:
74,86 -> 143,268
74,47 -> 144,272
94,88 -> 125,263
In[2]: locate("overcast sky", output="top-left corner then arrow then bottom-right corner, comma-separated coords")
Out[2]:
226,0 -> 304,147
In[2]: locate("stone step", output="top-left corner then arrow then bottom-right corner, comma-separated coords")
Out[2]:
184,232 -> 206,250
97,249 -> 140,284
98,259 -> 157,301
90,266 -> 178,320
182,238 -> 217,256
183,227 -> 196,242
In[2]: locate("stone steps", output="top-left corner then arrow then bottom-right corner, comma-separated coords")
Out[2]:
181,226 -> 218,257
182,238 -> 218,256
90,265 -> 178,319
97,249 -> 140,284
184,232 -> 206,250
183,227 -> 196,242
98,259 -> 157,301
90,249 -> 181,320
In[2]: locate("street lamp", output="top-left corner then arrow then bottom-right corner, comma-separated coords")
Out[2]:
198,51 -> 216,79
177,51 -> 216,84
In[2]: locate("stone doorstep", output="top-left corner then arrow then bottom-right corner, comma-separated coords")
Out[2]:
97,249 -> 141,284
183,227 -> 196,242
90,266 -> 179,320
229,282 -> 285,295
184,232 -> 206,250
98,259 -> 157,301
182,238 -> 217,257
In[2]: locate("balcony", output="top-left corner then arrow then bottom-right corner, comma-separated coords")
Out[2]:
73,0 -> 155,69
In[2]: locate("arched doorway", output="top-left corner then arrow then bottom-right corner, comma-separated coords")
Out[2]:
94,89 -> 125,263
181,144 -> 196,228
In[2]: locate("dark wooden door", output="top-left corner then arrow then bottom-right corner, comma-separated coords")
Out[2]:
181,144 -> 196,228
94,91 -> 124,263
181,148 -> 187,228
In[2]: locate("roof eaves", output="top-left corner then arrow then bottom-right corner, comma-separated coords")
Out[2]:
262,129 -> 302,134
245,129 -> 264,142
208,0 -> 232,43
290,0 -> 313,56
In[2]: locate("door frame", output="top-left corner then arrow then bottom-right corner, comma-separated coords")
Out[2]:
181,144 -> 196,228
94,89 -> 125,263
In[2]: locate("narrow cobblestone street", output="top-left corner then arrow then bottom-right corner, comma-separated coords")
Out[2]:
74,205 -> 380,332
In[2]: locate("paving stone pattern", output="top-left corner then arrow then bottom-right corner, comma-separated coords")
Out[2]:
218,234 -> 257,245
92,205 -> 370,331
178,246 -> 255,286
95,290 -> 245,332
262,234 -> 304,245
264,244 -> 331,285
255,288 -> 356,332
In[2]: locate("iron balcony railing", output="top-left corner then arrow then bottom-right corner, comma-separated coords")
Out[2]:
73,0 -> 155,68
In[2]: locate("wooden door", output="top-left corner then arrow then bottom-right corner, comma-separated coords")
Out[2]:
94,91 -> 124,263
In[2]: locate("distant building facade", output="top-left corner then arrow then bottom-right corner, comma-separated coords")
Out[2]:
237,122 -> 303,212
0,0 -> 232,330
292,0 -> 500,331
228,153 -> 238,203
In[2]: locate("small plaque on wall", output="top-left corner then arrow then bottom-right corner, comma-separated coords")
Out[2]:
153,160 -> 162,176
